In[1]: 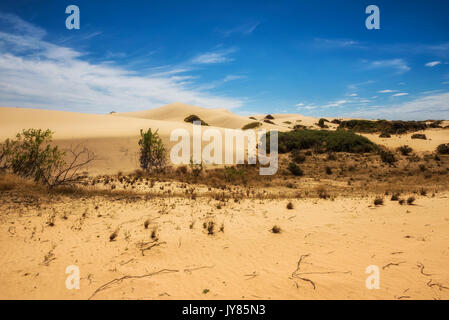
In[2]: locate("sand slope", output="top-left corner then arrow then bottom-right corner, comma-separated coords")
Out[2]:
1,190 -> 448,300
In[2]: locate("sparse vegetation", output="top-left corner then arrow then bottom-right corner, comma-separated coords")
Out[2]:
272,129 -> 377,154
138,128 -> 166,172
407,196 -> 415,205
0,129 -> 95,187
411,133 -> 426,140
436,143 -> 449,155
380,150 -> 397,165
241,122 -> 262,130
374,197 -> 384,206
338,119 -> 427,134
270,225 -> 281,233
288,162 -> 304,176
184,114 -> 209,126
398,145 -> 413,156
286,202 -> 294,209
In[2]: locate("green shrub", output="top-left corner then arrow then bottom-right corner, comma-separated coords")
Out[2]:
184,114 -> 209,126
436,143 -> 449,154
338,119 -> 427,134
290,149 -> 306,163
397,145 -> 413,156
138,128 -> 166,172
317,118 -> 329,128
270,129 -> 377,154
241,122 -> 262,130
0,129 -> 95,187
380,150 -> 397,164
288,162 -> 304,176
411,133 -> 426,140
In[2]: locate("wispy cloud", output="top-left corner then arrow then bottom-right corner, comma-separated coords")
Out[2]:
222,22 -> 259,37
377,89 -> 398,93
0,13 -> 243,112
350,92 -> 449,120
321,100 -> 347,108
366,59 -> 410,74
191,48 -> 236,64
392,92 -> 408,97
425,61 -> 441,67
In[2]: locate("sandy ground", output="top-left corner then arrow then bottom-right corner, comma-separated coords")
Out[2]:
1,104 -> 448,300
1,191 -> 448,300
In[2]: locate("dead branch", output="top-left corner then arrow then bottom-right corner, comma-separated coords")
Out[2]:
88,268 -> 179,300
291,254 -> 316,289
427,280 -> 449,291
417,262 -> 432,276
382,261 -> 406,270
138,241 -> 167,256
184,265 -> 215,274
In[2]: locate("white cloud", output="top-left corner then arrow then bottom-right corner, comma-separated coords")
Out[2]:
392,92 -> 408,97
223,75 -> 246,82
222,22 -> 259,37
322,100 -> 347,108
0,14 -> 243,113
295,103 -> 304,107
348,93 -> 358,97
350,92 -> 449,120
191,48 -> 236,64
367,59 -> 410,74
425,61 -> 441,67
377,89 -> 398,93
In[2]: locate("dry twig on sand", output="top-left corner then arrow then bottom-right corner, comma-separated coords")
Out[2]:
382,261 -> 406,270
88,268 -> 179,300
417,262 -> 432,276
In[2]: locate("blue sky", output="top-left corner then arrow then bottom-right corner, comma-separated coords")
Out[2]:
0,0 -> 448,120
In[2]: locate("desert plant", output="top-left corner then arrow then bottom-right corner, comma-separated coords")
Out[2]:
203,220 -> 215,235
184,115 -> 209,126
411,133 -> 426,140
379,132 -> 391,138
325,166 -> 333,175
0,129 -> 95,187
271,129 -> 377,154
398,145 -> 413,156
374,197 -> 384,206
138,128 -> 166,172
264,119 -> 275,124
436,143 -> 449,155
290,149 -> 306,163
189,158 -> 203,178
270,225 -> 281,233
265,114 -> 274,120
317,118 -> 329,128
242,122 -> 262,130
407,196 -> 415,205
390,193 -> 400,201
288,162 -> 304,176
379,150 -> 397,164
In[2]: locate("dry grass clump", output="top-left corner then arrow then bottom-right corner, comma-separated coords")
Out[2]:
270,225 -> 282,234
374,197 -> 384,206
203,220 -> 215,235
109,228 -> 119,241
407,196 -> 415,205
286,202 -> 294,210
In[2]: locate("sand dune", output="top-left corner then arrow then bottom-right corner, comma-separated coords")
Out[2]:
116,102 -> 253,130
1,105 -> 448,175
